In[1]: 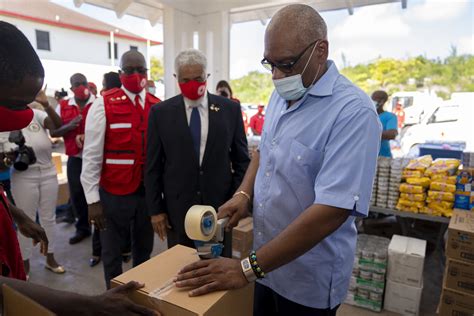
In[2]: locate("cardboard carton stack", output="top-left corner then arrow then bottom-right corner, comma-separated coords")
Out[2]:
384,235 -> 426,316
232,217 -> 253,259
439,210 -> 474,315
345,234 -> 390,312
376,157 -> 391,208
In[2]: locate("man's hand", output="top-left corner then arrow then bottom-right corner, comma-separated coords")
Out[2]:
88,202 -> 106,230
35,85 -> 49,108
218,194 -> 251,231
151,214 -> 171,241
15,211 -> 48,255
175,258 -> 248,297
89,281 -> 160,316
68,115 -> 82,129
75,134 -> 85,149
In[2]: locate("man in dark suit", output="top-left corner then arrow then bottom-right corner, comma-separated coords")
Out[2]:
145,49 -> 250,251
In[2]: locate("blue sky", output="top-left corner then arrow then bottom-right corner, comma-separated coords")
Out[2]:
54,0 -> 473,79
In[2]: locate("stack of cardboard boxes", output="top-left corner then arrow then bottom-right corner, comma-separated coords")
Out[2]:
232,217 -> 253,259
439,210 -> 474,315
384,235 -> 426,316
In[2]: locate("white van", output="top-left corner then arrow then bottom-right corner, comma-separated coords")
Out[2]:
400,100 -> 474,154
391,91 -> 441,126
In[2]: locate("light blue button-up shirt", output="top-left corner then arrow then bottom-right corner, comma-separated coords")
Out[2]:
254,60 -> 381,309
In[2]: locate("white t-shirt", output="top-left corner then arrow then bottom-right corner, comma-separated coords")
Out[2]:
21,109 -> 53,167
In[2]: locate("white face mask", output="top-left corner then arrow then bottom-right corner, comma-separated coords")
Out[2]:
148,87 -> 156,95
273,41 -> 321,101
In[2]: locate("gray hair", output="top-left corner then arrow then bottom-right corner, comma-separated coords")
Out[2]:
174,49 -> 207,75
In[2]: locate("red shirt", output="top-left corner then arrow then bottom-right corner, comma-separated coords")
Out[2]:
250,113 -> 265,135
0,186 -> 26,280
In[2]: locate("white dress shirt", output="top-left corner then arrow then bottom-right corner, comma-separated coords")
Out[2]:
81,87 -> 146,204
183,92 -> 209,166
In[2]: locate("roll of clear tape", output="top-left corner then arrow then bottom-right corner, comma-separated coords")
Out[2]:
185,205 -> 217,242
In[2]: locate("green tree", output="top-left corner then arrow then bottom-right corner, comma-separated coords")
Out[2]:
230,71 -> 273,104
150,57 -> 164,81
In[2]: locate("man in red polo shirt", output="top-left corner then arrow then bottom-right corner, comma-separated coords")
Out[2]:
52,73 -> 96,246
249,105 -> 265,136
0,21 -> 159,316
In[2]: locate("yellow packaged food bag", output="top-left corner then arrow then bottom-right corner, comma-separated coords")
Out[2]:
396,203 -> 419,213
425,158 -> 461,177
420,207 -> 442,216
429,182 -> 456,193
402,170 -> 423,179
430,175 -> 457,184
406,177 -> 431,188
427,201 -> 454,211
406,155 -> 433,171
400,193 -> 426,202
398,199 -> 424,209
427,190 -> 455,202
399,183 -> 424,194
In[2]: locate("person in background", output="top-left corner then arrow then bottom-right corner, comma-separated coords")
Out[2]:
216,80 -> 249,134
88,71 -> 132,268
174,6 -> 380,316
88,82 -> 98,97
394,101 -> 405,129
81,50 -> 160,288
145,49 -> 250,253
0,133 -> 14,203
0,20 -> 159,316
147,79 -> 156,95
372,90 -> 398,157
10,86 -> 65,277
249,105 -> 265,136
52,73 -> 95,245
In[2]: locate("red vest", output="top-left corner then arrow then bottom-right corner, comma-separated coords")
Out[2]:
59,98 -> 93,156
0,186 -> 26,280
100,88 -> 160,195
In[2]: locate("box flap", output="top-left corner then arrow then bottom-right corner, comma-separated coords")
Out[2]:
112,245 -> 228,315
406,238 -> 426,257
388,235 -> 408,254
449,210 -> 474,232
2,285 -> 56,316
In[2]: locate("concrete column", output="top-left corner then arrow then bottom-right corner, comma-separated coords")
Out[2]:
163,7 -> 230,99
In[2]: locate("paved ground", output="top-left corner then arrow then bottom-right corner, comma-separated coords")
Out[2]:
26,220 -> 442,315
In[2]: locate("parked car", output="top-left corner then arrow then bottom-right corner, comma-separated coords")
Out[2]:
390,91 -> 442,126
400,100 -> 474,154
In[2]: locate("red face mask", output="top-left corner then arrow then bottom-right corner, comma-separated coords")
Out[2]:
179,80 -> 207,101
72,85 -> 90,101
120,73 -> 147,94
0,106 -> 33,132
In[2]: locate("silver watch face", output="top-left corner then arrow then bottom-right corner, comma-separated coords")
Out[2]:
243,260 -> 251,270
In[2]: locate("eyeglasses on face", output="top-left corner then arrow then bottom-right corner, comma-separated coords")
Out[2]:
261,40 -> 319,74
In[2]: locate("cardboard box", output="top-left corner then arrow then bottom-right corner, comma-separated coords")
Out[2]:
2,285 -> 55,316
232,217 -> 253,259
444,258 -> 474,295
447,210 -> 474,263
112,245 -> 254,316
52,153 -> 63,175
388,235 -> 426,287
56,177 -> 69,206
384,279 -> 423,316
439,288 -> 474,316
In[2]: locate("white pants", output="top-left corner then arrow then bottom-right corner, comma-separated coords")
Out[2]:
11,164 -> 58,260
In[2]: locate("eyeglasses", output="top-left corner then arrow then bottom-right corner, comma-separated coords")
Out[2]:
121,67 -> 148,75
177,74 -> 210,84
261,40 -> 319,74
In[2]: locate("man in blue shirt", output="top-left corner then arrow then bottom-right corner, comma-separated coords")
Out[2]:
175,4 -> 381,315
372,90 -> 398,157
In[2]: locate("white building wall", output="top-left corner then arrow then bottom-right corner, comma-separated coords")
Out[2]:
1,16 -> 147,66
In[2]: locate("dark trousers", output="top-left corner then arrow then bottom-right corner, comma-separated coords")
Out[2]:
254,283 -> 340,316
100,186 -> 154,288
92,227 -> 132,257
66,156 -> 90,234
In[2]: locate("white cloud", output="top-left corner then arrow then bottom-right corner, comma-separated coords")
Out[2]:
406,0 -> 470,22
331,4 -> 411,41
456,35 -> 474,55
